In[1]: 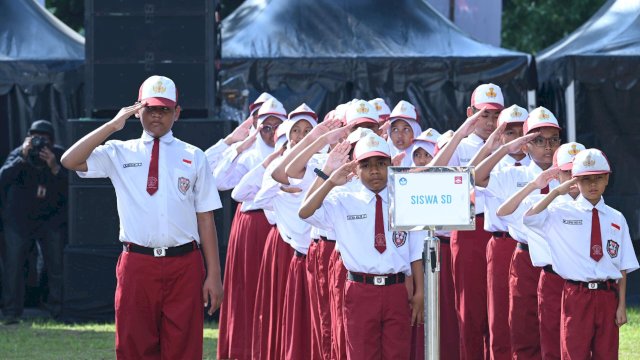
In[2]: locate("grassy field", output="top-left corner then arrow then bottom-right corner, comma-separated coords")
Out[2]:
0,309 -> 638,359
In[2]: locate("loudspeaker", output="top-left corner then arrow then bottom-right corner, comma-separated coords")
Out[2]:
61,245 -> 120,322
84,0 -> 217,118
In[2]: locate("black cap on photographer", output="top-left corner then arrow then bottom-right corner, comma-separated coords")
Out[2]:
29,120 -> 54,137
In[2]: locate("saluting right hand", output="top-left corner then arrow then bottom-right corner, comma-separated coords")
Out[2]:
504,132 -> 538,154
554,177 -> 578,195
328,160 -> 357,186
110,102 -> 147,131
532,167 -> 560,189
224,117 -> 253,145
457,106 -> 487,137
321,122 -> 355,145
484,120 -> 508,152
236,128 -> 259,154
324,140 -> 351,173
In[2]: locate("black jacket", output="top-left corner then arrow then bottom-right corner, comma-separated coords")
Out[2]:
0,145 -> 68,230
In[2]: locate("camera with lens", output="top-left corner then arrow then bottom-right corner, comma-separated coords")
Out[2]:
27,135 -> 51,168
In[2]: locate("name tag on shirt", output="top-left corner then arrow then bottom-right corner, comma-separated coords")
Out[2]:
347,214 -> 367,220
562,219 -> 582,225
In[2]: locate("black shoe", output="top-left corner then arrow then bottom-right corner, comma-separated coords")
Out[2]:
2,316 -> 19,325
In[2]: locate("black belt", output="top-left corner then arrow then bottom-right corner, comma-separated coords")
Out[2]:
542,265 -> 557,275
319,236 -> 336,242
294,250 -> 306,258
567,279 -> 617,291
313,238 -> 319,243
124,241 -> 199,257
438,236 -> 450,245
492,231 -> 512,238
347,272 -> 405,286
516,243 -> 529,251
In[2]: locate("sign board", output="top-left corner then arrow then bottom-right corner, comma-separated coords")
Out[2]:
388,166 -> 476,231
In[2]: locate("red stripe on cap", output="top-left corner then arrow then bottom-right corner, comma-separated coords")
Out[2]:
611,223 -> 620,230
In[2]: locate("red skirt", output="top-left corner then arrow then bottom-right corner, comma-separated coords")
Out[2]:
282,253 -> 311,359
251,226 -> 294,360
217,205 -> 271,360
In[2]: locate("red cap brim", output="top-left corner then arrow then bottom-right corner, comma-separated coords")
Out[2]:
357,151 -> 390,161
525,122 -> 561,134
351,118 -> 379,126
474,102 -> 504,110
558,163 -> 573,171
573,170 -> 611,177
143,97 -> 176,107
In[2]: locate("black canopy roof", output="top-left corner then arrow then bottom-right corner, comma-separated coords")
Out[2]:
537,0 -> 640,242
220,0 -> 533,132
0,0 -> 84,154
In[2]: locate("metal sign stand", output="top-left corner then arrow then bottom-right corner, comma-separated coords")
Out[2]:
424,228 -> 440,360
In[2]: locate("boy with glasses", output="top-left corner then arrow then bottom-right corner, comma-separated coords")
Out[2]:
474,106 -> 562,359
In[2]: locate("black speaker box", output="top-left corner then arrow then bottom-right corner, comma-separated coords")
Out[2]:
61,245 -> 120,322
84,0 -> 216,117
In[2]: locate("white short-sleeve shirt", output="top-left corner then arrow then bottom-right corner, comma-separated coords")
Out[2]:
78,130 -> 222,248
523,195 -> 639,281
305,186 -> 423,275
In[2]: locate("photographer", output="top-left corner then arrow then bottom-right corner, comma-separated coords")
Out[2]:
0,120 -> 67,325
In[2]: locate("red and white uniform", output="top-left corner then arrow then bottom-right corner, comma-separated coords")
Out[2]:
78,130 -> 221,359
524,195 -> 638,359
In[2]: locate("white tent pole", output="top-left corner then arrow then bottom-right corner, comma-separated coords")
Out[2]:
565,81 -> 576,142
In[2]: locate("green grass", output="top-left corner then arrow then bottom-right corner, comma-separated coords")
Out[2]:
0,320 -> 218,359
0,310 -> 637,359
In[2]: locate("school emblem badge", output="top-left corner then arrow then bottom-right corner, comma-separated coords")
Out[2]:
511,108 -> 522,118
485,87 -> 497,98
178,177 -> 190,195
568,144 -> 580,155
374,103 -> 382,111
152,80 -> 166,94
357,103 -> 369,114
583,154 -> 596,167
366,136 -> 380,147
607,239 -> 619,258
539,109 -> 550,120
393,231 -> 407,247
375,234 -> 386,248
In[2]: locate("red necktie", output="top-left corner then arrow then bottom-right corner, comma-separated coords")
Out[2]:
147,138 -> 159,195
374,194 -> 386,254
590,208 -> 603,261
540,185 -> 549,194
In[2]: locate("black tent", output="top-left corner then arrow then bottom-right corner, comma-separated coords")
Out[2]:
537,0 -> 640,242
220,0 -> 534,131
0,0 -> 84,157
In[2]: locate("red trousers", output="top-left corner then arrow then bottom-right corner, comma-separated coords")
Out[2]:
487,235 -> 516,360
451,215 -> 491,360
329,251 -> 348,360
537,269 -> 564,360
218,207 -> 271,360
251,226 -> 293,360
306,241 -> 322,360
509,247 -> 541,360
282,253 -> 311,360
410,241 -> 460,360
344,280 -> 411,360
560,282 -> 619,360
115,250 -> 204,360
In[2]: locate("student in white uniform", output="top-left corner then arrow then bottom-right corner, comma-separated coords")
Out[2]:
300,133 -> 424,360
429,83 -> 505,359
216,97 -> 287,360
386,100 -> 422,167
60,75 -> 223,359
524,148 -> 639,359
497,142 -> 585,360
474,106 -> 562,359
467,104 -> 530,360
253,111 -> 317,359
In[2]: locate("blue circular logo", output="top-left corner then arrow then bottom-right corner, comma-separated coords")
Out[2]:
399,177 -> 407,186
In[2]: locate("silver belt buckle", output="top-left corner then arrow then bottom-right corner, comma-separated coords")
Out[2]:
588,282 -> 598,290
153,247 -> 168,257
373,276 -> 387,286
